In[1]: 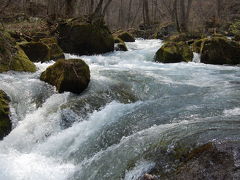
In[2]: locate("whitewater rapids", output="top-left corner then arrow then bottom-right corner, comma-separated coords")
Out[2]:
0,39 -> 240,180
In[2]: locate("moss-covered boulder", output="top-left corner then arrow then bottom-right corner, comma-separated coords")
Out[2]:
40,37 -> 64,60
0,90 -> 11,140
155,42 -> 193,63
0,30 -> 36,73
40,59 -> 90,94
19,42 -> 50,63
114,38 -> 128,51
114,31 -> 135,42
56,18 -> 114,55
199,37 -> 240,65
115,43 -> 128,51
19,37 -> 64,63
166,33 -> 202,43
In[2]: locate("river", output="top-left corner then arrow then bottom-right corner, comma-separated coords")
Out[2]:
0,39 -> 240,180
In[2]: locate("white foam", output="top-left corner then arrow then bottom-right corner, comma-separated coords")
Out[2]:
0,150 -> 75,180
193,52 -> 201,63
1,93 -> 69,152
34,101 -> 141,157
224,108 -> 240,116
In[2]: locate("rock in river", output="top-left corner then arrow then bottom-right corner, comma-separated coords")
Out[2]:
40,59 -> 90,94
0,90 -> 11,140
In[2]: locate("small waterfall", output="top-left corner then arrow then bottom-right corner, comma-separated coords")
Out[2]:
193,52 -> 201,63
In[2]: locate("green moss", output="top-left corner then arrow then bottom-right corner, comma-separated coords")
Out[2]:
114,37 -> 128,51
40,37 -> 57,45
0,49 -> 36,73
165,33 -> 203,43
19,41 -> 50,62
229,20 -> 240,37
116,43 -> 128,51
0,30 -> 36,73
11,48 -> 37,72
116,31 -> 135,42
192,39 -> 204,53
39,37 -> 64,60
114,37 -> 123,44
40,59 -> 90,94
200,37 -> 240,65
32,32 -> 49,41
57,19 -> 114,55
155,41 -> 193,63
0,90 -> 11,140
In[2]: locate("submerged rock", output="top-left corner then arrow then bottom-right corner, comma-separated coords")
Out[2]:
56,18 -> 114,55
0,30 -> 36,73
115,43 -> 128,51
114,31 -> 135,42
155,41 -> 193,63
40,59 -> 90,94
139,141 -> 240,180
0,90 -> 11,140
172,142 -> 237,180
114,38 -> 128,51
197,37 -> 240,65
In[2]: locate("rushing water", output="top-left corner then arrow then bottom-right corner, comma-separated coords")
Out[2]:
0,39 -> 240,180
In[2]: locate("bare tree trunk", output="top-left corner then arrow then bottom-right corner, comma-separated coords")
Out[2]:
102,0 -> 113,16
131,0 -> 141,27
216,0 -> 221,19
0,0 -> 12,15
92,0 -> 112,16
127,0 -> 133,28
118,0 -> 124,28
143,0 -> 150,25
185,0 -> 193,31
179,0 -> 193,32
93,0 -> 104,16
65,0 -> 75,18
179,0 -> 186,32
89,0 -> 94,14
173,0 -> 180,32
